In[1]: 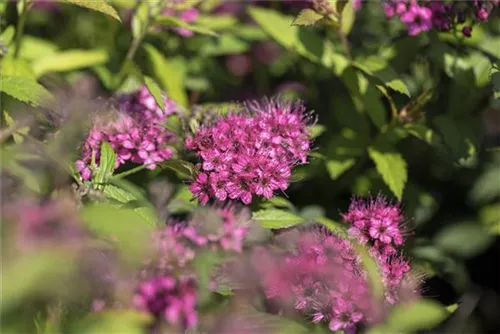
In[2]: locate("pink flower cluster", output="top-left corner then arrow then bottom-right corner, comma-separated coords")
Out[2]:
186,99 -> 313,205
384,0 -> 499,37
2,199 -> 83,250
133,275 -> 197,329
253,227 -> 379,332
76,86 -> 177,181
343,196 -> 414,304
136,206 -> 249,327
162,5 -> 199,38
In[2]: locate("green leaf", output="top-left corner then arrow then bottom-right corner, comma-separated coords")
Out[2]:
368,300 -> 449,333
92,142 -> 116,189
368,144 -> 408,200
196,15 -> 238,31
404,123 -> 442,147
248,7 -> 348,75
3,110 -> 29,143
160,159 -> 196,179
480,205 -> 500,235
446,304 -> 459,314
292,9 -> 324,27
434,222 -> 494,258
18,36 -> 58,61
156,16 -> 218,37
143,76 -> 164,112
309,124 -> 326,138
252,209 -> 305,229
434,115 -> 480,163
81,203 -> 155,263
192,250 -> 225,305
2,250 -> 76,310
75,310 -> 153,334
32,49 -> 108,78
0,55 -> 36,79
0,75 -> 55,108
260,196 -> 296,211
62,0 -> 121,22
316,217 -> 347,237
200,34 -> 250,56
144,44 -> 188,107
167,185 -> 198,214
325,128 -> 367,180
354,57 -> 410,97
340,0 -> 355,35
0,25 -> 15,45
326,158 -> 356,180
354,243 -> 384,299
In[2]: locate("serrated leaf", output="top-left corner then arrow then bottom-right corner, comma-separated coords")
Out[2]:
93,142 -> 116,189
62,0 -> 121,22
32,49 -> 108,78
0,75 -> 55,108
292,9 -> 323,26
103,184 -> 137,204
144,44 -> 188,107
368,145 -> 408,200
340,0 -> 355,35
156,16 -> 218,37
252,209 -> 305,229
0,56 -> 36,79
143,76 -> 164,112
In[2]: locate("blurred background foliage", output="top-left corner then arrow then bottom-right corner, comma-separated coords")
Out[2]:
1,0 -> 499,333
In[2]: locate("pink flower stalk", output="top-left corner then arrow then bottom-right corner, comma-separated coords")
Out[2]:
133,275 -> 197,329
77,86 -> 177,181
186,98 -> 313,205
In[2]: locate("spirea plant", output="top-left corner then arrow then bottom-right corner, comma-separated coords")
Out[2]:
1,1 -> 499,334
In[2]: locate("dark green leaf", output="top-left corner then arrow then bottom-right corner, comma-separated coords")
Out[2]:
92,142 -> 116,189
340,0 -> 355,35
434,222 -> 494,258
156,16 -> 218,37
160,159 -> 196,179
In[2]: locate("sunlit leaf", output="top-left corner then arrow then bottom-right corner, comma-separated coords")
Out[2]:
143,76 -> 164,112
62,0 -> 121,22
292,9 -> 323,27
252,209 -> 305,229
32,49 -> 108,78
368,144 -> 408,200
0,75 -> 55,108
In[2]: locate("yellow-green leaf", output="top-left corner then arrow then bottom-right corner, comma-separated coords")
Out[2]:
368,144 -> 408,200
0,75 -> 55,108
62,0 -> 121,22
292,9 -> 323,26
32,49 -> 108,78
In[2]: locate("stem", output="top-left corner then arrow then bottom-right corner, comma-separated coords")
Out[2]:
14,0 -> 31,58
113,164 -> 147,179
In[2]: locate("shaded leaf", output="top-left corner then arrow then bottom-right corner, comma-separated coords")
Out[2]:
160,159 -> 196,179
252,209 -> 305,229
62,0 -> 121,22
340,0 -> 355,35
434,222 -> 494,258
156,15 -> 218,37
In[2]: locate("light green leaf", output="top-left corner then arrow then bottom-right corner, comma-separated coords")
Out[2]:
93,142 -> 116,189
260,196 -> 296,211
434,222 -> 494,258
368,144 -> 408,200
32,49 -> 108,78
309,124 -> 326,138
0,56 -> 36,79
355,57 -> 410,97
326,158 -> 356,180
156,16 -> 218,37
103,184 -> 138,204
292,9 -> 324,26
340,0 -> 355,35
196,15 -> 238,31
316,216 -> 347,237
368,300 -> 449,333
76,310 -> 153,334
160,159 -> 196,179
252,209 -> 305,229
81,203 -> 154,263
0,75 -> 55,108
480,205 -> 500,235
143,76 -> 164,112
405,123 -> 442,147
0,25 -> 15,45
354,243 -> 384,299
62,0 -> 121,22
18,36 -> 58,61
446,304 -> 459,314
192,250 -> 224,305
3,110 -> 29,143
144,44 -> 188,107
200,34 -> 250,56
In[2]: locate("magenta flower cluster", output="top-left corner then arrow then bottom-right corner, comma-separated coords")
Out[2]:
343,196 -> 414,304
384,0 -> 499,37
136,206 -> 250,328
186,99 -> 313,205
133,275 -> 197,329
253,227 -> 379,332
76,86 -> 177,181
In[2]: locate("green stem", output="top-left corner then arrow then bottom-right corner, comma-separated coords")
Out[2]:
112,164 -> 147,179
14,0 -> 31,58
